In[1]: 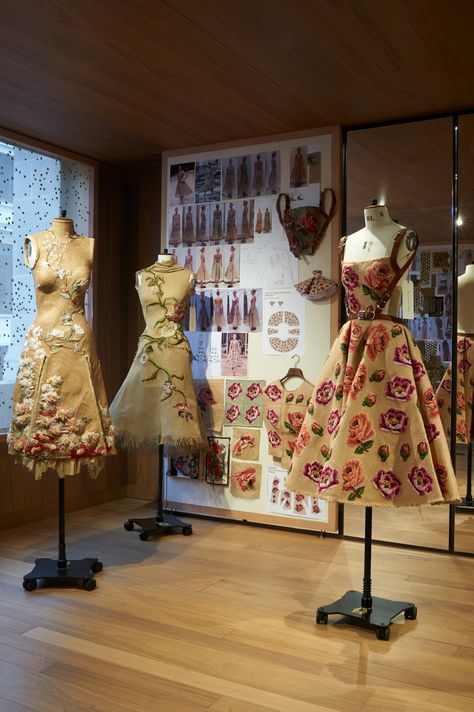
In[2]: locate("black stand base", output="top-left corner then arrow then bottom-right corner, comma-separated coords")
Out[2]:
123,514 -> 193,541
455,497 -> 474,514
23,557 -> 103,592
316,589 -> 417,641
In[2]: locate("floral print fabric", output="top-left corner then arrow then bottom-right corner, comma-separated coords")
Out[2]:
263,379 -> 314,469
8,231 -> 115,479
436,334 -> 474,443
285,254 -> 460,507
224,379 -> 265,427
110,263 -> 206,448
195,379 -> 225,433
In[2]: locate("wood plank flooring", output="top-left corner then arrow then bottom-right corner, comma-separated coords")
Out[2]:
0,497 -> 473,712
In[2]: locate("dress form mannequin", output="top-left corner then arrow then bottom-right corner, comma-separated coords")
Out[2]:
343,203 -> 417,316
457,264 -> 474,333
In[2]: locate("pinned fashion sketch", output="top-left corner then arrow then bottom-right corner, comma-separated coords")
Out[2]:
286,209 -> 459,507
263,208 -> 272,233
198,291 -> 211,331
184,247 -> 193,271
267,150 -> 279,194
197,205 -> 208,243
226,202 -> 238,242
196,247 -> 210,287
183,206 -> 195,244
8,219 -> 115,479
110,256 -> 205,449
238,156 -> 250,197
290,147 -> 307,188
223,158 -> 235,199
169,207 -> 182,246
213,290 -> 225,331
211,204 -> 224,242
251,154 -> 264,196
210,248 -> 224,286
255,208 -> 263,234
227,290 -> 241,330
246,289 -> 260,331
239,200 -> 254,242
224,245 -> 240,287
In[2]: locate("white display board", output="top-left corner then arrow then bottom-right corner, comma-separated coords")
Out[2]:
161,128 -> 340,532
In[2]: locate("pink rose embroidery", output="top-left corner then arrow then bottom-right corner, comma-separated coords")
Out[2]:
311,421 -> 324,436
425,422 -> 440,442
316,380 -> 335,405
349,322 -> 363,352
377,444 -> 390,462
441,377 -> 452,394
302,460 -> 323,484
459,358 -> 471,374
350,363 -> 368,398
226,404 -> 241,423
393,345 -> 412,366
294,425 -> 310,455
343,365 -> 355,394
246,382 -> 262,400
342,459 -> 365,499
287,411 -> 305,433
266,408 -> 279,426
341,265 -> 359,290
435,464 -> 449,496
346,293 -> 361,315
265,384 -> 282,401
369,369 -> 386,383
365,261 -> 392,292
457,337 -> 471,353
412,359 -> 426,381
456,419 -> 468,441
227,382 -> 242,400
318,465 -> 339,492
400,443 -> 411,461
408,466 -> 433,496
268,430 -> 282,447
373,469 -> 401,500
422,388 -> 439,416
362,393 -> 377,407
417,441 -> 429,459
457,391 -> 466,411
245,406 -> 261,424
385,376 -> 415,402
379,408 -> 409,433
347,413 -> 375,451
366,323 -> 389,360
174,402 -> 193,420
327,409 -> 341,435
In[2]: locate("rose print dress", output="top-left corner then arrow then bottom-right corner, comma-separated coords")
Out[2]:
8,230 -> 115,479
285,230 -> 460,507
110,263 -> 206,448
436,334 -> 474,442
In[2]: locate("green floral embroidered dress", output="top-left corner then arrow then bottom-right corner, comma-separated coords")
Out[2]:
110,262 -> 206,448
285,232 -> 460,507
8,230 -> 115,479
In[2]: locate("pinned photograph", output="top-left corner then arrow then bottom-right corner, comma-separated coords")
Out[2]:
195,159 -> 221,203
169,162 -> 195,206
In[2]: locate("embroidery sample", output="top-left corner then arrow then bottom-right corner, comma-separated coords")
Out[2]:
8,230 -> 115,479
195,379 -> 225,433
224,379 -> 266,428
205,436 -> 230,485
231,427 -> 261,461
169,451 -> 200,479
230,461 -> 262,499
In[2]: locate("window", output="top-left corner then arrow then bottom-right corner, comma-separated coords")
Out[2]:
0,140 -> 93,432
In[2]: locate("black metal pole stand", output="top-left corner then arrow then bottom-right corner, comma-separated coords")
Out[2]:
23,478 -> 103,591
455,441 -> 474,513
124,444 -> 193,540
316,507 -> 417,640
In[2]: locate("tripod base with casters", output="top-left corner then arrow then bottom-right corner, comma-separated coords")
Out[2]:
23,558 -> 103,592
124,514 -> 193,541
316,590 -> 417,641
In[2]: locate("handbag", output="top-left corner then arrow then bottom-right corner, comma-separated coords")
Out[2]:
276,189 -> 337,257
294,270 -> 337,301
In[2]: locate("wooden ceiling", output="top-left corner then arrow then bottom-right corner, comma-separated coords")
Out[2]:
1,1 -> 474,165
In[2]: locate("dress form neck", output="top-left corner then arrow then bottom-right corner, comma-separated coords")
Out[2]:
50,217 -> 76,239
344,204 -> 406,262
458,264 -> 474,333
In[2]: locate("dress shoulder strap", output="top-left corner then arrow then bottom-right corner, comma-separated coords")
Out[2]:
338,236 -> 347,260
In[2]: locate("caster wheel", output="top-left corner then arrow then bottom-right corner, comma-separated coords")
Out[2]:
182,526 -> 193,536
83,578 -> 97,591
316,610 -> 328,624
91,561 -> 103,574
376,627 -> 390,641
404,606 -> 417,620
123,521 -> 134,531
139,531 -> 150,541
23,579 -> 37,591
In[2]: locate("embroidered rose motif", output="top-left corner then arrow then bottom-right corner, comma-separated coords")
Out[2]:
441,377 -> 452,393
435,464 -> 449,496
227,382 -> 243,400
425,422 -> 440,442
302,460 -> 323,484
316,380 -> 335,405
346,293 -> 361,315
285,393 -> 294,403
400,443 -> 411,462
294,425 -> 310,455
411,359 -> 426,381
377,444 -> 390,462
335,384 -> 344,400
408,466 -> 433,495
265,384 -> 282,401
393,345 -> 412,366
342,459 -> 365,500
373,470 -> 401,500
457,337 -> 471,353
456,419 -> 468,441
245,405 -> 260,424
233,467 -> 257,492
287,411 -> 305,433
341,265 -> 359,290
364,261 -> 391,292
295,393 -> 305,403
311,422 -> 324,436
362,393 -> 377,407
343,365 -> 355,394
320,444 -> 331,460
459,358 -> 471,374
318,465 -> 339,492
379,408 -> 409,433
247,382 -> 262,400
391,324 -> 403,337
327,409 -> 341,435
347,413 -> 375,452
197,386 -> 217,406
287,439 -> 297,454
349,323 -> 363,353
456,391 -> 465,412
422,388 -> 439,416
174,402 -> 193,420
366,323 -> 389,360
266,408 -> 279,426
232,434 -> 255,456
350,364 -> 367,399
385,376 -> 415,402
335,362 -> 341,378
417,441 -> 429,459
268,430 -> 282,447
168,300 -> 187,323
369,369 -> 385,383
226,404 -> 240,423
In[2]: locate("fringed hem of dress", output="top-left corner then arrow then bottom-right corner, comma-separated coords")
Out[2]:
114,431 -> 207,451
15,456 -> 104,480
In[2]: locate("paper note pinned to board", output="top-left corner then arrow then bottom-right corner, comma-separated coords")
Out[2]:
239,244 -> 298,289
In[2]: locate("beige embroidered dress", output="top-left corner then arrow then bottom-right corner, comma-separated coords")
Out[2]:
8,230 -> 115,479
436,333 -> 474,443
110,262 -> 206,448
285,231 -> 460,507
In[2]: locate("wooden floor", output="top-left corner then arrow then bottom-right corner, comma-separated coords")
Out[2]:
0,498 -> 474,712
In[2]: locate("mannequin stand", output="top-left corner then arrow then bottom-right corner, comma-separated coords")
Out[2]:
455,441 -> 474,513
123,445 -> 193,540
316,508 -> 417,640
23,478 -> 103,591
